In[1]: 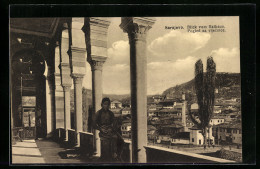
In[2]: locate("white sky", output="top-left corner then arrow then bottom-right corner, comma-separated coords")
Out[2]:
82,17 -> 240,95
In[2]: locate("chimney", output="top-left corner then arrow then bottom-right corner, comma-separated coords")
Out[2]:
182,92 -> 185,101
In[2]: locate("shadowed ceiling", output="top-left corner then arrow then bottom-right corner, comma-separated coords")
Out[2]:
10,18 -> 61,39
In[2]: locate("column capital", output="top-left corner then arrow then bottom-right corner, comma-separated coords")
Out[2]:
62,85 -> 71,92
71,74 -> 84,84
88,57 -> 107,71
120,17 -> 156,42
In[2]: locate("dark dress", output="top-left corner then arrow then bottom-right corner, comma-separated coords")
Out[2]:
95,109 -> 115,139
94,109 -> 125,160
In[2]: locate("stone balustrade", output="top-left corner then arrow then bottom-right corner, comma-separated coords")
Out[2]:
68,129 -> 77,146
144,145 -> 236,164
79,131 -> 94,157
53,128 -> 236,164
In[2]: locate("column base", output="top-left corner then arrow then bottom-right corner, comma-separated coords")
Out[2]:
92,153 -> 101,158
75,132 -> 81,147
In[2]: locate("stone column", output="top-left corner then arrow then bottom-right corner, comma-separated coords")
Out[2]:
60,25 -> 72,140
120,17 -> 155,163
45,75 -> 53,137
69,18 -> 87,145
89,59 -> 106,157
54,44 -> 65,129
83,17 -> 111,157
62,85 -> 71,140
72,75 -> 84,145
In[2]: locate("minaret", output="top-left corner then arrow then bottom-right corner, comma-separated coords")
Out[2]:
182,92 -> 187,132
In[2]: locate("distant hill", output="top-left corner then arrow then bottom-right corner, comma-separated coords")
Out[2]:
162,72 -> 241,103
70,72 -> 240,108
70,88 -> 130,107
103,94 -> 130,102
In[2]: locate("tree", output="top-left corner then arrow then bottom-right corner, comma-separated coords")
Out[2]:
188,56 -> 216,148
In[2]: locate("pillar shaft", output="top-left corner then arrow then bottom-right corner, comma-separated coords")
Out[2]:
83,17 -> 111,157
91,61 -> 104,113
129,36 -> 148,163
69,18 -> 87,145
46,76 -> 53,137
53,44 -> 65,129
63,86 -> 71,131
90,60 -> 105,156
120,17 -> 155,163
60,26 -> 72,140
72,75 -> 83,144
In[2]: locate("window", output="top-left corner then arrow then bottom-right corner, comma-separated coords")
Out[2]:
218,120 -> 219,122
234,137 -> 235,140
199,140 -> 201,145
239,130 -> 242,134
192,138 -> 194,142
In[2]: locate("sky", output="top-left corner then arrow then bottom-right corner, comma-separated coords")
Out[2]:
82,17 -> 240,95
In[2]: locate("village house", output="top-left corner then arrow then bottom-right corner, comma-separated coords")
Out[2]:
156,100 -> 176,109
174,103 -> 183,112
209,117 -> 225,125
156,108 -> 177,117
214,106 -> 222,114
121,122 -> 158,141
189,126 -> 215,145
159,122 -> 184,136
150,116 -> 175,128
148,104 -> 157,111
215,120 -> 242,145
121,107 -> 131,116
222,112 -> 239,122
152,95 -> 163,103
156,135 -> 172,144
170,132 -> 190,145
185,119 -> 194,128
121,122 -> 131,138
110,100 -> 122,109
148,110 -> 156,117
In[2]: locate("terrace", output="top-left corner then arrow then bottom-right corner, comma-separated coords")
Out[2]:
11,17 -> 238,164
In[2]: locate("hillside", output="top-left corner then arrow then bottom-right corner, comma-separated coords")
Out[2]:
69,73 -> 240,108
70,88 -> 130,108
162,73 -> 241,102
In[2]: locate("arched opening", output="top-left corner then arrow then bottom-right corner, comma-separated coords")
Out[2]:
11,49 -> 47,139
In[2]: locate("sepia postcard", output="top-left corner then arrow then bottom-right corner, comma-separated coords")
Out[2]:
9,4 -> 256,166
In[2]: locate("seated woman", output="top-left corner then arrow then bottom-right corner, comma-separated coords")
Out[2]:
94,97 -> 124,161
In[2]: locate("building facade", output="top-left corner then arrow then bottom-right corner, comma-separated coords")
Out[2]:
11,17 -> 156,163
